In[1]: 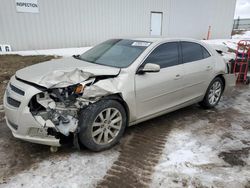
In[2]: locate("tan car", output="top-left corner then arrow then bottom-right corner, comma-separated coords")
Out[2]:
4,38 -> 235,151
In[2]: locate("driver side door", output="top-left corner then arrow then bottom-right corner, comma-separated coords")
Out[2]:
135,42 -> 185,120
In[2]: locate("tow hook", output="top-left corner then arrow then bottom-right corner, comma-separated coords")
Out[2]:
50,146 -> 58,153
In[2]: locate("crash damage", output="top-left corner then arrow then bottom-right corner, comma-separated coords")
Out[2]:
26,68 -> 120,146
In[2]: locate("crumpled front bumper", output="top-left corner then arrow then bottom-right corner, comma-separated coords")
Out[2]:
3,76 -> 60,147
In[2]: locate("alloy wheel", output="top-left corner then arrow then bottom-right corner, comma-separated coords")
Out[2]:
208,81 -> 222,105
91,108 -> 122,145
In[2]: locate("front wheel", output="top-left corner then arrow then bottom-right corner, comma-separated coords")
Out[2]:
199,77 -> 224,109
78,99 -> 127,151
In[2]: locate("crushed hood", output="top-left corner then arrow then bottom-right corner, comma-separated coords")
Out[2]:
15,57 -> 120,88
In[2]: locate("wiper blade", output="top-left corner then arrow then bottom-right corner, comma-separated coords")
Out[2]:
73,54 -> 80,59
73,55 -> 93,63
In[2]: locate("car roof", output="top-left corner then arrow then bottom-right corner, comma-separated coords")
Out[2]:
111,37 -> 213,52
133,37 -> 164,42
130,37 -> 216,55
132,37 -> 204,43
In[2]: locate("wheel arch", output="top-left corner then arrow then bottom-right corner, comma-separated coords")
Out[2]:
215,74 -> 226,92
199,74 -> 225,109
101,93 -> 130,127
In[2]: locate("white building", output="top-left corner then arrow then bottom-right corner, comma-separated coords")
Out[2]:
0,0 -> 236,51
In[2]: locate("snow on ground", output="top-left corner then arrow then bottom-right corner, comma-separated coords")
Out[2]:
151,89 -> 250,188
0,47 -> 91,57
204,30 -> 250,52
2,149 -> 119,188
204,39 -> 239,51
203,39 -> 237,63
151,120 -> 250,188
232,31 -> 250,40
0,105 -> 3,113
203,30 -> 250,63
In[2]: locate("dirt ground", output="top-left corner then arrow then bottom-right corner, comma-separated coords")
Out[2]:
0,55 -> 55,121
0,55 -> 249,188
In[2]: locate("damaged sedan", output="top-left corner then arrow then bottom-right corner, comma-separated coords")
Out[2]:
3,38 -> 235,151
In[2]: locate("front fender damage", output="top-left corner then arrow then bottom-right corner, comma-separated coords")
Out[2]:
28,69 -> 119,146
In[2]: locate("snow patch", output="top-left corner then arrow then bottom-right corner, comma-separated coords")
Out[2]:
232,31 -> 250,40
204,39 -> 239,51
151,111 -> 250,188
3,149 -> 119,188
0,105 -> 4,112
204,30 -> 250,52
232,89 -> 250,114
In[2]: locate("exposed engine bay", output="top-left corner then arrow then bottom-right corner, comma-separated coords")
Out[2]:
28,74 -> 118,143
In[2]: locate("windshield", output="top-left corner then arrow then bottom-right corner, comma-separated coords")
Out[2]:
79,39 -> 151,68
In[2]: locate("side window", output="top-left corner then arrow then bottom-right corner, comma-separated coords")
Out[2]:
181,42 -> 204,63
144,42 -> 179,68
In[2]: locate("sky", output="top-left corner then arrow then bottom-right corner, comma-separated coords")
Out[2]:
234,0 -> 250,18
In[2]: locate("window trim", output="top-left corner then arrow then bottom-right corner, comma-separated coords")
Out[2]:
180,41 -> 211,64
136,41 -> 181,73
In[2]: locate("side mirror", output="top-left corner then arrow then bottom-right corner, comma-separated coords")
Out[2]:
137,63 -> 160,74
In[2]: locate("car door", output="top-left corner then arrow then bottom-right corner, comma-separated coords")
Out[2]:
135,42 -> 185,120
180,41 -> 215,101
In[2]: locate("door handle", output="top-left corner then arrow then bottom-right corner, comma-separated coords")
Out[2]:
206,66 -> 212,71
174,74 -> 181,80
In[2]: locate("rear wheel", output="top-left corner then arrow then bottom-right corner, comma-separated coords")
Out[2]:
78,99 -> 127,151
199,77 -> 224,109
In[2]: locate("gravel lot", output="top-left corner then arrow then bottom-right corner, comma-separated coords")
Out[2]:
0,55 -> 249,188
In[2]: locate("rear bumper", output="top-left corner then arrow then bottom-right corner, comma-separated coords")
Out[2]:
3,76 -> 60,147
223,73 -> 236,94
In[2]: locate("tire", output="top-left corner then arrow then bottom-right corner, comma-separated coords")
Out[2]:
78,99 -> 127,151
199,77 -> 224,109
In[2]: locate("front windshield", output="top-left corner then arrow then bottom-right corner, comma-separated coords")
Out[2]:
79,39 -> 151,68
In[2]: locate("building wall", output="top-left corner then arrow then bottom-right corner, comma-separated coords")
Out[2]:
0,0 -> 236,51
168,0 -> 236,39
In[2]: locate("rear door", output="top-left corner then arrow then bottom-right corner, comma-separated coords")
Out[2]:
135,42 -> 185,119
180,41 -> 215,101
